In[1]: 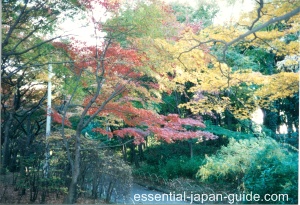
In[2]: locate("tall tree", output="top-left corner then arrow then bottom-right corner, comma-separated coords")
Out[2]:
53,1 -> 218,202
1,0 -> 83,175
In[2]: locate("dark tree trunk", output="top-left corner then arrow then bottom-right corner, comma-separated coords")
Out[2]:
91,178 -> 99,199
122,144 -> 127,161
129,144 -> 139,168
286,113 -> 294,137
105,181 -> 114,203
188,141 -> 193,159
224,110 -> 233,130
2,113 -> 13,173
9,151 -> 18,172
138,144 -> 144,161
63,131 -> 81,204
263,108 -> 278,134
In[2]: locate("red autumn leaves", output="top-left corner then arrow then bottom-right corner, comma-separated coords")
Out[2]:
53,37 -> 217,144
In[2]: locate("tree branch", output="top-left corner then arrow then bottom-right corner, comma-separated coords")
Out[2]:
178,6 -> 300,62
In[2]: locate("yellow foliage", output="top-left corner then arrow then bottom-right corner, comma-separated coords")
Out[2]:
131,1 -> 299,120
255,72 -> 299,105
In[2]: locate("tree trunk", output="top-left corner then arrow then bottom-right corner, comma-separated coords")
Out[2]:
138,144 -> 144,161
286,113 -> 294,137
225,110 -> 233,130
122,144 -> 127,161
129,144 -> 139,168
64,180 -> 77,204
92,178 -> 99,199
262,108 -> 278,134
2,113 -> 13,173
63,132 -> 81,204
105,181 -> 114,203
188,141 -> 193,159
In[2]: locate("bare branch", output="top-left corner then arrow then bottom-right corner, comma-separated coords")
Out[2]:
249,0 -> 264,30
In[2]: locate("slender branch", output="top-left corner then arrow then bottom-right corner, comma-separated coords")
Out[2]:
2,1 -> 29,47
248,0 -> 264,30
225,6 -> 300,49
10,16 -> 58,53
178,6 -> 300,62
3,34 -> 72,57
82,82 -> 128,128
78,39 -> 112,125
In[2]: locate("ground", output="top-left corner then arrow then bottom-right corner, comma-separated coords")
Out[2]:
0,173 -> 237,204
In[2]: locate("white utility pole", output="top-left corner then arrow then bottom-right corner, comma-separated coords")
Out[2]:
46,64 -> 52,138
44,63 -> 53,177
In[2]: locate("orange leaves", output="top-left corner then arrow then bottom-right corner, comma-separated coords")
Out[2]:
56,41 -> 143,79
149,114 -> 217,143
91,102 -> 216,144
79,0 -> 120,11
113,128 -> 149,144
149,127 -> 217,143
51,110 -> 72,127
163,114 -> 205,129
93,128 -> 113,138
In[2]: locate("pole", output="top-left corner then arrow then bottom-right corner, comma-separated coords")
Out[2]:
44,63 -> 52,177
0,0 -> 2,174
46,63 -> 52,142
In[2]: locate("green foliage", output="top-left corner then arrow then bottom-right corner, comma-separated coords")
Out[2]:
104,1 -> 176,47
160,93 -> 181,115
204,121 -> 255,140
81,120 -> 104,140
138,156 -> 204,179
197,137 -> 298,203
138,140 -> 227,179
14,138 -> 66,203
284,32 -> 299,44
243,48 -> 276,75
161,156 -> 202,179
143,141 -> 221,166
211,47 -> 276,74
171,2 -> 219,27
243,145 -> 298,204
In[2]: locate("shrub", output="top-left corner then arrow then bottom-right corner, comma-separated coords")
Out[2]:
243,144 -> 298,204
197,137 -> 298,204
180,156 -> 205,178
136,155 -> 204,179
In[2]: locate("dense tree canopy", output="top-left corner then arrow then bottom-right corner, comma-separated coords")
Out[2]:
1,0 -> 299,204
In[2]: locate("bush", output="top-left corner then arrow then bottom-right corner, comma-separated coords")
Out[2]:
143,141 -> 223,166
197,137 -> 298,204
243,143 -> 298,204
180,156 -> 205,178
137,155 -> 204,179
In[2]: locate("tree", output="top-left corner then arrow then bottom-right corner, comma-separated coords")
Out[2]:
52,1 -> 218,202
1,0 -> 83,177
140,1 -> 299,122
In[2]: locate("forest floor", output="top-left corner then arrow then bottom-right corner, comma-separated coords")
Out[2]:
0,173 -> 238,204
0,173 -> 105,204
133,176 -> 238,204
